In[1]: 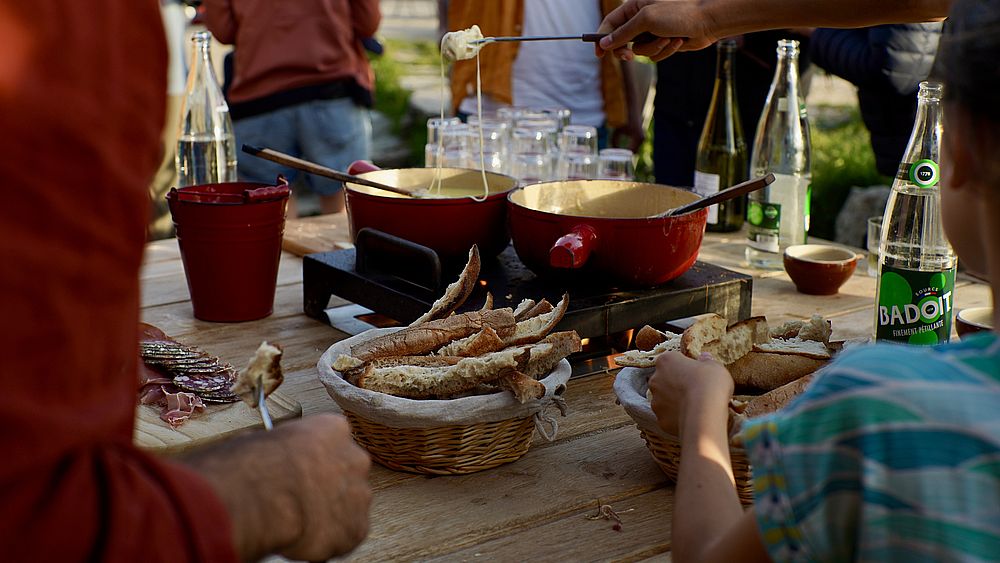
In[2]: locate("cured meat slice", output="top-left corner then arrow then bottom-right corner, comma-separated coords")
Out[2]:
160,390 -> 205,428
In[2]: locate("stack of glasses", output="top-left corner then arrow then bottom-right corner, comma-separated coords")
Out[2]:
425,107 -> 635,184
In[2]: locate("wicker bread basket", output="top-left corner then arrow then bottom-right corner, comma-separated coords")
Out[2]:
318,328 -> 571,475
614,367 -> 754,504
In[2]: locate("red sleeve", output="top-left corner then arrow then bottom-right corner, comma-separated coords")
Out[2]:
0,2 -> 237,561
351,0 -> 382,38
204,0 -> 238,45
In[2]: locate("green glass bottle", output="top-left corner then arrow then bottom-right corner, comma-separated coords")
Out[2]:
694,39 -> 748,233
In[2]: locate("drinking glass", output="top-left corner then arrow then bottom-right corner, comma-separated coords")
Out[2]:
559,125 -> 599,156
469,122 -> 507,174
555,153 -> 598,180
867,216 -> 883,277
541,107 -> 572,130
439,124 -> 472,168
427,117 -> 461,145
598,148 -> 635,180
510,126 -> 553,183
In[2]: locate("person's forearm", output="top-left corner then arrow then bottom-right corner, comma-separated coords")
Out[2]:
703,0 -> 951,38
672,385 -> 744,563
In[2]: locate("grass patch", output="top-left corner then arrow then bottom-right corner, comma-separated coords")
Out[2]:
809,107 -> 891,240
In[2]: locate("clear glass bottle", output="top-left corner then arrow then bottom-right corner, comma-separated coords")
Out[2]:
175,31 -> 237,187
746,39 -> 811,268
694,39 -> 748,232
874,81 -> 957,344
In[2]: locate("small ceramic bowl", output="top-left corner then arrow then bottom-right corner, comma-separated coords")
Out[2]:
783,244 -> 859,296
956,307 -> 994,338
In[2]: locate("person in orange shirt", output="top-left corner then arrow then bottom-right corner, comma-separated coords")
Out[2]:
0,1 -> 371,560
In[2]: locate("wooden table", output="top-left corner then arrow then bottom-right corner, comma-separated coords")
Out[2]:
139,215 -> 992,562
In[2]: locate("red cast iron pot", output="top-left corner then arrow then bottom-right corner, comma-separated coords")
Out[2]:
343,164 -> 518,263
507,180 -> 708,286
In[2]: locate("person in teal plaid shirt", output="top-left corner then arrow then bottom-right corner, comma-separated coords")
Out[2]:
634,0 -> 1000,560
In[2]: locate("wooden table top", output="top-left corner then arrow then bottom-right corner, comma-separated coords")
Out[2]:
140,214 -> 991,562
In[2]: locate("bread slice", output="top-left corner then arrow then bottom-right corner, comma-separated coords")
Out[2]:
519,299 -> 554,322
634,325 -> 669,351
743,374 -> 815,418
357,348 -> 526,399
512,298 -> 537,321
769,315 -> 831,343
341,355 -> 462,386
479,292 -> 494,311
614,332 -> 682,368
700,317 -> 765,365
350,308 -> 515,362
498,371 -> 546,403
437,327 -> 505,357
754,338 -> 832,360
680,314 -> 728,358
409,245 -> 481,326
503,294 -> 569,347
727,351 -> 826,391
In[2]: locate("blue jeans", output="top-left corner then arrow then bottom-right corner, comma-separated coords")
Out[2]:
234,97 -> 372,195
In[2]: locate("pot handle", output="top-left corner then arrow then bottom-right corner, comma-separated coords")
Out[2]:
347,160 -> 381,175
550,224 -> 597,269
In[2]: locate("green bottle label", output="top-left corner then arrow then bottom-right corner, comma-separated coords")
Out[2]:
747,201 -> 781,230
895,160 -> 940,188
875,264 -> 955,344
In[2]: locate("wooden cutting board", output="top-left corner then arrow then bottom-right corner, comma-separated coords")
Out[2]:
134,391 -> 302,455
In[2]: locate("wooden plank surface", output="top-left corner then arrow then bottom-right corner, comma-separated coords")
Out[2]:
282,212 -> 354,256
134,391 -> 302,455
141,224 -> 994,562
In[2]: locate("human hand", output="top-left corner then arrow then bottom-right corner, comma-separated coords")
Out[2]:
648,352 -> 734,436
596,0 -> 717,62
184,413 -> 372,561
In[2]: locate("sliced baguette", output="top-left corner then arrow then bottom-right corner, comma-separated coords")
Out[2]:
357,348 -> 526,399
409,245 -> 481,326
479,292 -> 494,312
514,331 -> 582,379
503,293 -> 569,347
680,314 -> 728,358
701,317 -> 768,365
341,355 -> 462,386
512,299 -> 537,321
743,374 -> 815,418
437,327 -> 505,357
350,308 -> 516,362
727,351 -> 826,391
519,299 -> 554,322
614,332 -> 682,368
754,338 -> 832,360
634,325 -> 669,351
498,371 -> 546,403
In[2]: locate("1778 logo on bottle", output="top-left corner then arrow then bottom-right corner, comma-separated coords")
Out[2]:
898,159 -> 940,188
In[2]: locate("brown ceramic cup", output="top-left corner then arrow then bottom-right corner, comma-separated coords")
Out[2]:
956,307 -> 994,339
783,244 -> 860,296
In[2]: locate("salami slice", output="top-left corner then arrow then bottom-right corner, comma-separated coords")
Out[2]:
171,373 -> 231,393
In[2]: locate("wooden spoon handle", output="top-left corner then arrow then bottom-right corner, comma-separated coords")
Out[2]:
241,145 -> 417,198
668,173 -> 775,217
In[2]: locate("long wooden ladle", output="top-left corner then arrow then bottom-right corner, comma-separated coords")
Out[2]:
241,145 -> 427,198
657,173 -> 775,218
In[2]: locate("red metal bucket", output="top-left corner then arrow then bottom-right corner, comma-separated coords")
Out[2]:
166,181 -> 289,322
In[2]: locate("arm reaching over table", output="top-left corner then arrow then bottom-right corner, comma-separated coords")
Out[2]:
596,0 -> 953,61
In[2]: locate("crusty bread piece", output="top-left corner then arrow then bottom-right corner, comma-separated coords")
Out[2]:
614,332 -> 682,368
798,314 -> 832,344
350,308 -> 516,362
701,318 -> 764,365
512,299 -> 537,321
498,371 -> 546,403
747,316 -> 771,345
409,245 -> 481,326
743,374 -> 815,418
479,292 -> 494,312
754,338 -> 832,360
680,314 -> 728,358
727,351 -> 827,391
516,331 -> 582,379
769,320 -> 804,340
357,348 -> 526,399
503,293 -> 569,347
634,325 -> 669,351
437,327 -> 505,357
231,341 -> 283,408
341,355 -> 462,386
520,299 -> 554,322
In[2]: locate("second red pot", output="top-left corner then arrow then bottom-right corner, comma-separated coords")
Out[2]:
507,180 -> 708,287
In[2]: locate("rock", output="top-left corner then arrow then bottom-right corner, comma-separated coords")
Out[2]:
835,185 -> 891,249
